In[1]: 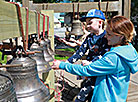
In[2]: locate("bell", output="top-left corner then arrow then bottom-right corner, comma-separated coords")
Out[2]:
6,56 -> 50,102
0,70 -> 18,102
70,16 -> 84,36
40,40 -> 54,62
30,42 -> 51,73
44,38 -> 55,56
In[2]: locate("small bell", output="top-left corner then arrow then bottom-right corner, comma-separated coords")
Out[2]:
44,38 -> 55,56
70,15 -> 84,36
30,42 -> 51,73
40,39 -> 54,62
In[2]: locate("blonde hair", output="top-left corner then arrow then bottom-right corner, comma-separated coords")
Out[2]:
107,16 -> 134,44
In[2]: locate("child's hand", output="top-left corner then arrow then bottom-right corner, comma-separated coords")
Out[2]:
51,60 -> 61,70
81,60 -> 92,66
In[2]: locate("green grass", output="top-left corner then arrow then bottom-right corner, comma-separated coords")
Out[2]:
54,48 -> 75,60
57,48 -> 75,52
54,54 -> 69,60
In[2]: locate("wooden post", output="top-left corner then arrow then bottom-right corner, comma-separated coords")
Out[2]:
118,0 -> 122,16
41,10 -> 55,102
22,0 -> 29,8
124,0 -> 131,19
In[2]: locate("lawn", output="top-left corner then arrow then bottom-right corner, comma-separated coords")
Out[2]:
54,48 -> 75,60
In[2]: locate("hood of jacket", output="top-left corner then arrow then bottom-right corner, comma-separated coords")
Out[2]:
110,43 -> 138,74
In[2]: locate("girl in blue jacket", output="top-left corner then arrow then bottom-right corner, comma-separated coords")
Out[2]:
52,16 -> 138,102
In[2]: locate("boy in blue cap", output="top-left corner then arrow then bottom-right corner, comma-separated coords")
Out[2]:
66,9 -> 110,102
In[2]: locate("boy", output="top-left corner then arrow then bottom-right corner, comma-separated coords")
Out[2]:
67,9 -> 110,102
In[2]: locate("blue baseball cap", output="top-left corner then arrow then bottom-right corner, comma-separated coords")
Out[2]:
80,9 -> 105,21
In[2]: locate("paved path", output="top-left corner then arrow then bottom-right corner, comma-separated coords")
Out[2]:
55,70 -> 82,102
127,72 -> 138,102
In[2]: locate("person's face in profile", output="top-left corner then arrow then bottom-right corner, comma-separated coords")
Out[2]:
105,25 -> 124,47
86,18 -> 100,34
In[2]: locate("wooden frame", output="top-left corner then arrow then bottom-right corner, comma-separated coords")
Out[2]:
22,0 -> 131,18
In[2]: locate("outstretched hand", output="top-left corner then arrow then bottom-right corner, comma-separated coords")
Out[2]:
81,60 -> 92,66
51,60 -> 61,70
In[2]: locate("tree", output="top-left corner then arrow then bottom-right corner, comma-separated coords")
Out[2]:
131,0 -> 138,23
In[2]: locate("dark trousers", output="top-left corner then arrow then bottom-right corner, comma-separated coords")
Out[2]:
75,76 -> 96,102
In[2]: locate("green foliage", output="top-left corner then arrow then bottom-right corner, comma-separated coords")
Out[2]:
0,52 -> 7,64
131,0 -> 138,22
70,0 -> 89,2
16,0 -> 22,2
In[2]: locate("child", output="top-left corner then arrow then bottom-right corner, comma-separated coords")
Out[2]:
66,9 -> 110,102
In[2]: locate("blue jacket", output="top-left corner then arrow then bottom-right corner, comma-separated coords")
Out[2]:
68,31 -> 110,63
59,44 -> 138,102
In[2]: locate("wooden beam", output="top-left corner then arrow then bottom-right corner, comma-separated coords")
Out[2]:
29,1 -> 120,13
0,0 -> 45,41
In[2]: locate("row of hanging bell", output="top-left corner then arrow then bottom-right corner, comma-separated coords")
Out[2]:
0,70 -> 18,102
6,54 -> 50,102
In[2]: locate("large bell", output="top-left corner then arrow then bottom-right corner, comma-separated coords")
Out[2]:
44,38 -> 55,56
30,42 -> 51,73
6,56 -> 50,102
40,39 -> 54,62
70,16 -> 84,36
0,70 -> 18,102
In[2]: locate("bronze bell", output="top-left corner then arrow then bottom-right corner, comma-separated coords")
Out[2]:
6,56 -> 50,102
44,38 -> 55,56
40,39 -> 54,62
70,16 -> 84,36
30,42 -> 51,73
0,70 -> 18,102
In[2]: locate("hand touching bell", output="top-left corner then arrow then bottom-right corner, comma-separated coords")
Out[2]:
51,60 -> 61,70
